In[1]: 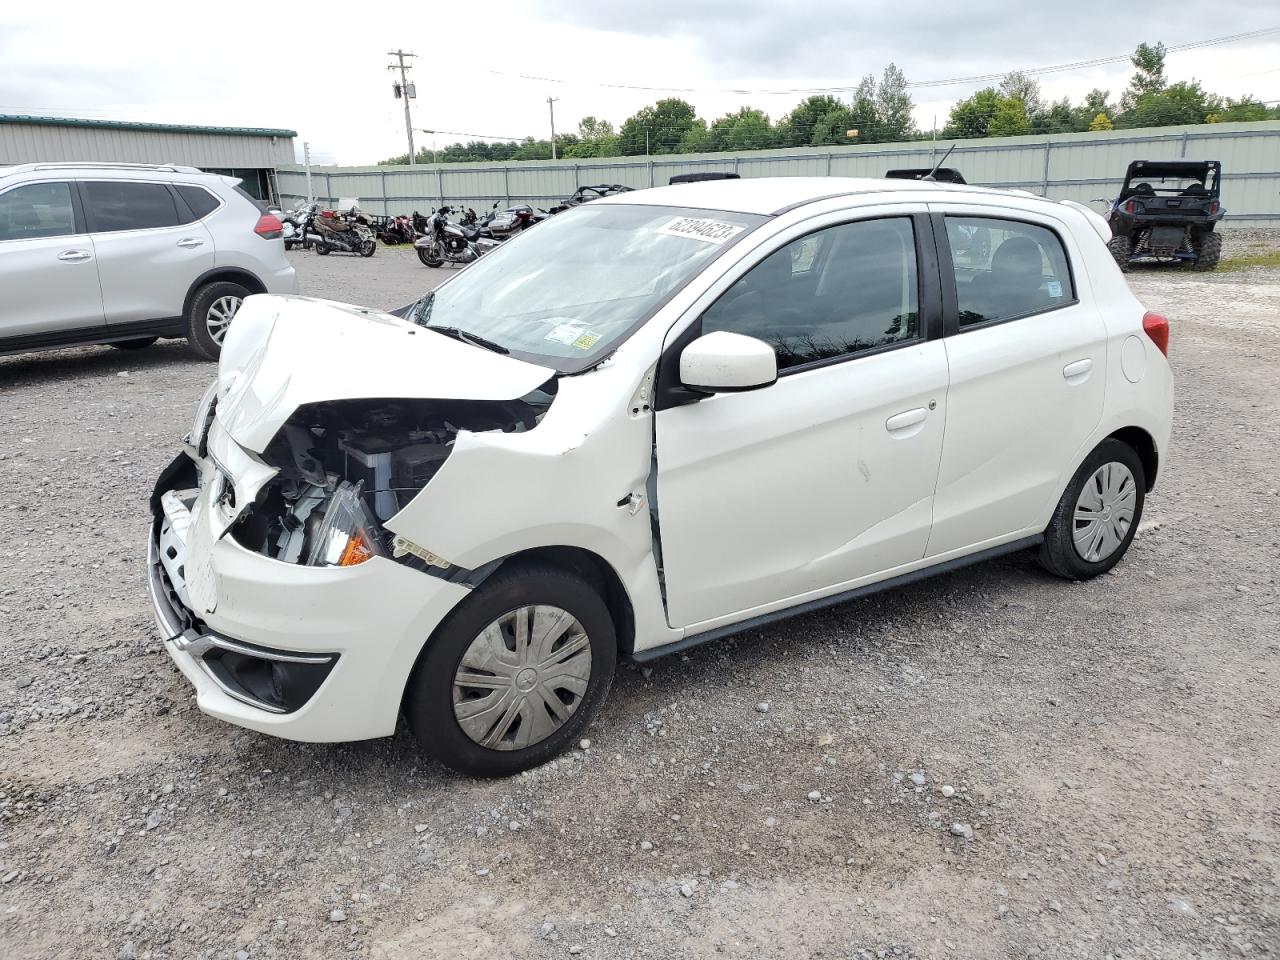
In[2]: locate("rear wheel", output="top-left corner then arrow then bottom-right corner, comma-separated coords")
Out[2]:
314,242 -> 330,256
1107,235 -> 1133,272
110,337 -> 159,350
406,562 -> 616,776
1192,231 -> 1222,271
1039,439 -> 1146,580
186,281 -> 248,361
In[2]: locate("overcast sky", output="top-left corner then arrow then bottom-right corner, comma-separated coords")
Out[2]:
1,2 -> 1277,165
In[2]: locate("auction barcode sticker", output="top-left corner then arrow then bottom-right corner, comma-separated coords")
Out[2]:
657,217 -> 745,245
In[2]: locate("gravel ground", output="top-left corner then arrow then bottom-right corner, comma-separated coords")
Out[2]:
1,232 -> 1278,960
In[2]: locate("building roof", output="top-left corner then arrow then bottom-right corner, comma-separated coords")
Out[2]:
0,114 -> 296,139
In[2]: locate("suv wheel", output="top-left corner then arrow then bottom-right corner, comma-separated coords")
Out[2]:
1192,231 -> 1222,271
1107,235 -> 1133,272
1039,439 -> 1146,580
406,562 -> 617,776
186,281 -> 249,361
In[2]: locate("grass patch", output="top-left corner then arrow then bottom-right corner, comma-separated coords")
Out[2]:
1218,250 -> 1280,272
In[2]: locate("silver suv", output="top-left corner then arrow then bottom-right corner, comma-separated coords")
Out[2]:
0,162 -> 296,360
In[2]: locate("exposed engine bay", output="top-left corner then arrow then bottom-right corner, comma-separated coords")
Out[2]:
229,388 -> 556,566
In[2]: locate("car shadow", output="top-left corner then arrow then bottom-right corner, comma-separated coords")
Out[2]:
0,340 -> 208,386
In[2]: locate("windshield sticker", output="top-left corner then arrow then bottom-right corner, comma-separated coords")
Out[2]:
1047,280 -> 1063,298
573,331 -> 601,350
545,321 -> 590,345
657,216 -> 745,245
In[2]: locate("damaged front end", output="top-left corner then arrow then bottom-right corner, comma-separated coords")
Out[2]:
228,389 -> 558,571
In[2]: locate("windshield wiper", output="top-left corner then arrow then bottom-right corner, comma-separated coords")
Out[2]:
425,325 -> 510,355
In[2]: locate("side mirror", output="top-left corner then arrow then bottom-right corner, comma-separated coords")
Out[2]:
680,331 -> 777,394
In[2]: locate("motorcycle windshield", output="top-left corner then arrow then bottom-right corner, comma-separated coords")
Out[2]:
414,203 -> 765,373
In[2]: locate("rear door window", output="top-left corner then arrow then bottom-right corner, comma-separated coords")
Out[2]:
944,217 -> 1074,327
0,181 -> 77,241
82,181 -> 181,233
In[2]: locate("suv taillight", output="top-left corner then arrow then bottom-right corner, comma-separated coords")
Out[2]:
254,213 -> 284,239
1142,311 -> 1170,357
1123,199 -> 1137,214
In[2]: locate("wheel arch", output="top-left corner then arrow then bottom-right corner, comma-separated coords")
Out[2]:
183,268 -> 267,320
1107,426 -> 1159,491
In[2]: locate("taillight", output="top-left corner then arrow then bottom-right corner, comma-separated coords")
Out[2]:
1209,201 -> 1220,215
1142,311 -> 1170,357
254,213 -> 284,239
1123,199 -> 1136,214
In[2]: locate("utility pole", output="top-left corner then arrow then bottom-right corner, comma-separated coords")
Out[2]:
303,141 -> 314,201
387,50 -> 418,166
547,96 -> 559,160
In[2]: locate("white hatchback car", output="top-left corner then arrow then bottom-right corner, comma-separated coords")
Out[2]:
148,177 -> 1173,775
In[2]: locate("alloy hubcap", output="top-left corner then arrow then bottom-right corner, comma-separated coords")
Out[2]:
206,295 -> 243,345
452,605 -> 592,751
1073,461 -> 1137,562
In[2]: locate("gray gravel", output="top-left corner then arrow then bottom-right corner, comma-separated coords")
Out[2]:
1,237 -> 1279,958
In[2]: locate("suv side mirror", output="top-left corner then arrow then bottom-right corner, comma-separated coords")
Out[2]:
680,331 -> 777,393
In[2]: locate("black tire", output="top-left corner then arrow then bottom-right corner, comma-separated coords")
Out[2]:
360,238 -> 377,258
185,280 -> 249,361
314,242 -> 330,256
110,337 -> 159,350
1192,231 -> 1222,271
284,240 -> 298,250
417,246 -> 444,268
406,562 -> 617,777
1107,235 -> 1133,273
1039,438 -> 1146,581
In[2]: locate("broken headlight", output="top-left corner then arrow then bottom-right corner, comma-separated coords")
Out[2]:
303,481 -> 387,568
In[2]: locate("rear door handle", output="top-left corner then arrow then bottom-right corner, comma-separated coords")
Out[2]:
58,249 -> 92,262
176,237 -> 205,249
1063,358 -> 1093,383
885,407 -> 928,434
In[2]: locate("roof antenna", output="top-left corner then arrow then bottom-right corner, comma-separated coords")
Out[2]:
921,144 -> 956,182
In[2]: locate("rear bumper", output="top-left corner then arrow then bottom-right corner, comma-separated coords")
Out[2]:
263,260 -> 298,295
147,452 -> 470,742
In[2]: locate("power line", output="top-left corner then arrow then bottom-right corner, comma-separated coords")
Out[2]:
485,26 -> 1280,97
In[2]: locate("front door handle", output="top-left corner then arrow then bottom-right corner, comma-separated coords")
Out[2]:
176,237 -> 205,249
885,407 -> 928,435
1063,358 -> 1093,383
58,249 -> 92,262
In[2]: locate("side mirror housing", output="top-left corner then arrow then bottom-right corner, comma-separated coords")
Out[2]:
679,331 -> 777,394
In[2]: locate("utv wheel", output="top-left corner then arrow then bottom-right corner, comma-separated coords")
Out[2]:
185,281 -> 248,361
1107,235 -> 1133,273
417,247 -> 444,268
110,337 -> 159,350
1039,439 -> 1146,581
406,562 -> 616,777
314,242 -> 330,256
1192,231 -> 1222,271
360,238 -> 377,258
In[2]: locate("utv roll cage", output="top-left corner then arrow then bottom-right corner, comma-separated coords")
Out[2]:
1119,160 -> 1220,200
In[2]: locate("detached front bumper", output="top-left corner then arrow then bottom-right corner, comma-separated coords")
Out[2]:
147,453 -> 470,742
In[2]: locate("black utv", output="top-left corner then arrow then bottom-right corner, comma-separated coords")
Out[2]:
1103,160 -> 1225,271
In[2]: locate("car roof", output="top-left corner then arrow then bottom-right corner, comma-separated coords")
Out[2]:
0,161 -> 209,183
595,175 -> 1045,216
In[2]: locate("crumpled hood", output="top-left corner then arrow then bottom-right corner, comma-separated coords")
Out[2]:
214,294 -> 556,453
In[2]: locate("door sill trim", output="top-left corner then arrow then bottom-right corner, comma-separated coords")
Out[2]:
631,534 -> 1043,663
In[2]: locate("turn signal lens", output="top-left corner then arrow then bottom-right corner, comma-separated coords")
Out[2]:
1142,311 -> 1170,357
304,481 -> 386,568
338,534 -> 376,567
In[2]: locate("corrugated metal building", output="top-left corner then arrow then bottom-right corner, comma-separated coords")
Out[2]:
0,115 -> 296,202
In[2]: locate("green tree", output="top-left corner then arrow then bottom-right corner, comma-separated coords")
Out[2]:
677,118 -> 711,153
704,107 -> 776,151
875,63 -> 916,141
619,98 -> 698,154
577,116 -> 615,140
942,87 -> 1003,138
1207,96 -> 1272,123
776,95 -> 847,147
988,96 -> 1031,137
1121,42 -> 1167,110
1030,97 -> 1076,134
1000,71 -> 1045,116
1119,80 -> 1215,128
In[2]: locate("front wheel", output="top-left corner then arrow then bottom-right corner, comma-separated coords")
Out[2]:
417,245 -> 444,268
1039,439 -> 1146,580
360,238 -> 377,258
406,563 -> 617,776
1107,235 -> 1133,273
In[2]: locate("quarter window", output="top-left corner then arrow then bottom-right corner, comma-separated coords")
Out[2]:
702,217 -> 920,371
175,185 -> 220,221
0,182 -> 76,241
83,181 -> 181,232
944,217 -> 1073,327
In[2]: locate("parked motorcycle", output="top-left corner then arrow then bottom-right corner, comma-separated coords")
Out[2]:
374,214 -> 417,245
281,202 -> 311,250
309,208 -> 377,258
414,206 -> 500,267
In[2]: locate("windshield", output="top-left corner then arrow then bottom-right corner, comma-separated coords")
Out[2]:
412,203 -> 766,372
